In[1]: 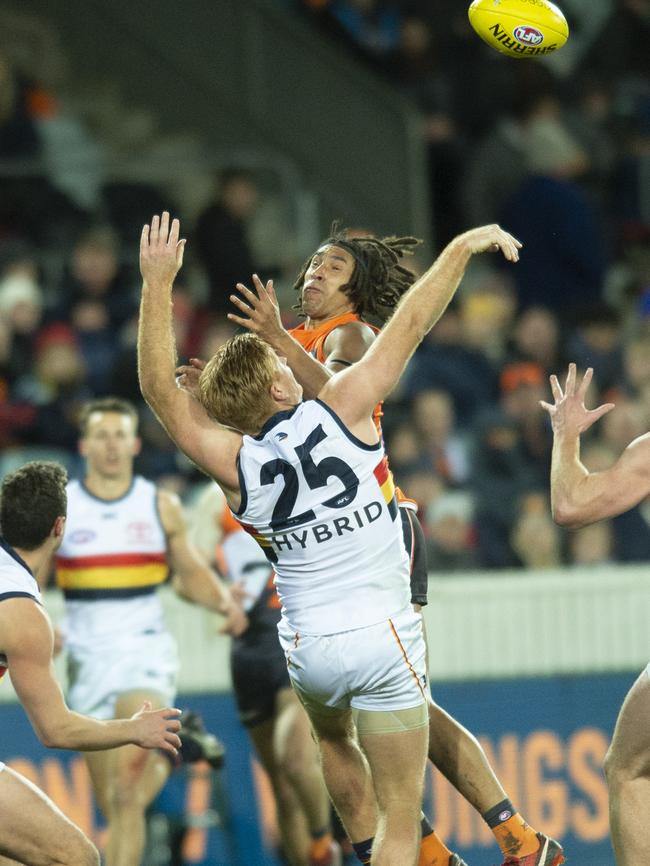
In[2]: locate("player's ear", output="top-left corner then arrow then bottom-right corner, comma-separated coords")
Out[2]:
269,379 -> 285,403
132,436 -> 142,457
52,515 -> 66,539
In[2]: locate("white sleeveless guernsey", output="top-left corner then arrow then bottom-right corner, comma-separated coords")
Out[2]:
0,538 -> 42,680
234,399 -> 411,635
56,477 -> 168,648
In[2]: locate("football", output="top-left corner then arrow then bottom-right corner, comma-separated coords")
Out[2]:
468,0 -> 569,58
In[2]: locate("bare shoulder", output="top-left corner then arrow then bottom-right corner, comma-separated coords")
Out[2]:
323,320 -> 376,362
0,597 -> 52,657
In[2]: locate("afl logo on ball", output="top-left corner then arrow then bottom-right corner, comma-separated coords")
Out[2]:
514,24 -> 544,44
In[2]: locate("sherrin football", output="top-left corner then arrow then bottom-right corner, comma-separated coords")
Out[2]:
468,0 -> 569,58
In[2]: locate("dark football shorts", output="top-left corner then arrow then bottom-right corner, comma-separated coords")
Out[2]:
230,633 -> 291,728
400,506 -> 428,607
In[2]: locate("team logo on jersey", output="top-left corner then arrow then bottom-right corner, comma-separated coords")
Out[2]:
68,529 -> 97,544
126,521 -> 155,544
275,432 -> 288,441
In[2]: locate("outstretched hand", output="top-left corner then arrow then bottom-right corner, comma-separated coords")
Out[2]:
227,275 -> 286,346
460,224 -> 522,262
140,212 -> 186,286
540,363 -> 615,438
175,357 -> 206,399
130,701 -> 182,755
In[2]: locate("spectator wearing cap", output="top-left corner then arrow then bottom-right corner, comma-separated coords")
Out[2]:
14,322 -> 91,452
0,270 -> 44,386
499,360 -> 552,486
425,490 -> 477,572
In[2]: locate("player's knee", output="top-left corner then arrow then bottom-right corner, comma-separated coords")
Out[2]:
604,742 -> 650,789
108,779 -> 147,814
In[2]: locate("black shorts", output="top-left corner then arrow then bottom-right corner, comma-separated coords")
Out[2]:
400,506 -> 428,607
230,634 -> 290,728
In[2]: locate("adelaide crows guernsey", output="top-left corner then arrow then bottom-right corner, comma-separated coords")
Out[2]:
290,313 -> 417,510
55,477 -> 168,647
0,538 -> 42,680
234,399 -> 410,635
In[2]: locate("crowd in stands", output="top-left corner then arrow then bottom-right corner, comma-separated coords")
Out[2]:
0,3 -> 649,571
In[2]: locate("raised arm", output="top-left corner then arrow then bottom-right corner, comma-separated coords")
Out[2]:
2,599 -> 181,754
137,212 -> 242,497
319,225 -> 521,428
541,363 -> 650,527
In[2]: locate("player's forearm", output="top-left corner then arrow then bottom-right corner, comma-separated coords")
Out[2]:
269,329 -> 332,398
173,568 -> 231,614
137,280 -> 178,418
550,433 -> 596,527
36,709 -> 137,751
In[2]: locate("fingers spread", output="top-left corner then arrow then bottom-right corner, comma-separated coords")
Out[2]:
565,362 -> 577,396
578,366 -> 593,399
550,375 -> 563,401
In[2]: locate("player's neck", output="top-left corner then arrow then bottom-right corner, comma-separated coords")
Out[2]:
13,540 -> 52,576
303,306 -> 355,330
84,470 -> 134,501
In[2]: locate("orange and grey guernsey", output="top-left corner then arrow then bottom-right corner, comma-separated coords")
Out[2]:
56,477 -> 168,600
290,313 -> 417,510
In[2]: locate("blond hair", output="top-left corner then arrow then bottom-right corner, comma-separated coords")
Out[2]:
199,333 -> 277,434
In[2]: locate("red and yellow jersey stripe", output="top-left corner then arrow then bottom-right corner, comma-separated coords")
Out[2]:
373,455 -> 398,521
56,552 -> 168,593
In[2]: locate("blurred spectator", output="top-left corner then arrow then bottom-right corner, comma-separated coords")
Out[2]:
511,492 -> 562,569
508,306 -> 564,374
387,14 -> 464,243
566,304 -> 624,393
461,79 -> 562,227
0,49 -> 40,158
459,274 -> 517,363
325,0 -> 402,64
568,521 -> 614,566
385,423 -> 424,478
499,111 -> 607,318
14,322 -> 91,452
470,409 -> 538,568
499,361 -> 552,484
425,490 -> 477,572
194,168 -> 259,316
56,226 -> 137,329
402,304 -> 499,426
411,389 -> 470,486
0,270 -> 44,384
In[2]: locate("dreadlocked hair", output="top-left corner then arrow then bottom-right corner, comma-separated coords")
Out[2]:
292,223 -> 422,323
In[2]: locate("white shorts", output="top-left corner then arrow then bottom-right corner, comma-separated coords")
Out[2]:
278,606 -> 427,714
67,630 -> 179,720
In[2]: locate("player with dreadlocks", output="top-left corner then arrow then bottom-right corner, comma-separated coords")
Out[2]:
177,226 -> 564,866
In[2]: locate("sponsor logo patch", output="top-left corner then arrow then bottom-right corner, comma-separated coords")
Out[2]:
69,529 -> 97,544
